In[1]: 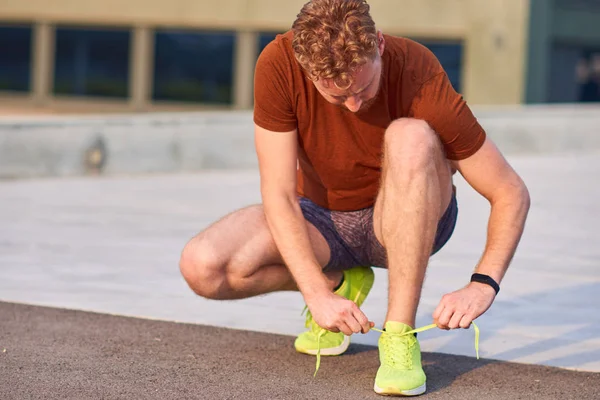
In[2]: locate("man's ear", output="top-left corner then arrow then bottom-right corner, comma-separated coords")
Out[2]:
377,30 -> 385,56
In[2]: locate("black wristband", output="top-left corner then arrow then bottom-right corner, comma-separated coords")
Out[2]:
470,273 -> 500,295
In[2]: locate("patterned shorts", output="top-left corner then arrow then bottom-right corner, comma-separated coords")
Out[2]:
299,194 -> 458,271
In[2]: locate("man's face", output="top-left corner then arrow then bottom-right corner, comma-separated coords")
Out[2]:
313,57 -> 383,113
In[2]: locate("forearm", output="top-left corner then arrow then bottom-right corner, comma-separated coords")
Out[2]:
263,193 -> 329,296
475,183 -> 531,284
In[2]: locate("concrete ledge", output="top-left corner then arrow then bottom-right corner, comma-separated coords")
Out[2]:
472,104 -> 600,154
0,112 -> 256,179
1,104 -> 599,179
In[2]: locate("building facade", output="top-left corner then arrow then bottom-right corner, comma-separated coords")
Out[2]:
0,0 -> 598,113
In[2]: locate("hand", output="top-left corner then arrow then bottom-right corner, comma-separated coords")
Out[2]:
433,282 -> 496,330
305,290 -> 373,336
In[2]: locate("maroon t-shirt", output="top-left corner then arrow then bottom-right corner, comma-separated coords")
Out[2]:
254,31 -> 485,211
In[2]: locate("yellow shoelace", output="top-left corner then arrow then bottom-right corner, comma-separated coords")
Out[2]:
313,322 -> 480,377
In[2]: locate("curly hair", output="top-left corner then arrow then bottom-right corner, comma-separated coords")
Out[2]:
292,0 -> 379,90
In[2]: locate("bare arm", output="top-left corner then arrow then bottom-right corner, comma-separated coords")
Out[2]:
454,136 -> 531,284
255,124 -> 371,335
254,124 -> 330,297
434,136 -> 530,329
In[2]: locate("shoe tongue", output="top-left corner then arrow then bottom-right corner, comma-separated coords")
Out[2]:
384,321 -> 413,334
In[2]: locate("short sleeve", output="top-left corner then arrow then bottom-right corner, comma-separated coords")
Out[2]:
253,39 -> 297,132
409,72 -> 486,160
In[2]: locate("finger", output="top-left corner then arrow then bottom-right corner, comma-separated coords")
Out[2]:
432,299 -> 446,321
343,311 -> 363,334
436,306 -> 453,330
351,307 -> 371,333
458,314 -> 473,329
321,320 -> 339,333
321,317 -> 340,332
432,304 -> 444,326
337,321 -> 354,336
448,311 -> 464,329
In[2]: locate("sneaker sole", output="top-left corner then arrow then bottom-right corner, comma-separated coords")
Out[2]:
373,382 -> 426,396
296,335 -> 350,356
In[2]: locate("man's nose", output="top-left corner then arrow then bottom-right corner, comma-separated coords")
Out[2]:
344,96 -> 362,112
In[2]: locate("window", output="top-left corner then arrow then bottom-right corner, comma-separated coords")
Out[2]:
0,25 -> 32,92
53,27 -> 130,98
153,30 -> 235,104
577,51 -> 600,102
550,47 -> 600,103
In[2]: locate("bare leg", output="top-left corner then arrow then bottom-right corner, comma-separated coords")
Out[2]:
373,119 -> 453,327
179,205 -> 341,300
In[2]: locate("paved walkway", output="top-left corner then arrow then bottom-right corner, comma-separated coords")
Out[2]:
1,151 -> 599,374
2,301 -> 598,400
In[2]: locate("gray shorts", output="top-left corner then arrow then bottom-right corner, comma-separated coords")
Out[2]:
299,194 -> 458,271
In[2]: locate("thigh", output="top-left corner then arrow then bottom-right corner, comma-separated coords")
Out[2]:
189,204 -> 331,275
300,197 -> 365,271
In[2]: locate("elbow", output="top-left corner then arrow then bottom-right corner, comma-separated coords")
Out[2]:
521,182 -> 531,216
508,178 -> 531,219
515,176 -> 531,216
492,176 -> 531,217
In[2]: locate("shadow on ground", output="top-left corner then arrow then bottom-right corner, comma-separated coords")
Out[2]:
417,281 -> 600,370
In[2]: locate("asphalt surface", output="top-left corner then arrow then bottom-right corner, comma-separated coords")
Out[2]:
1,301 -> 599,400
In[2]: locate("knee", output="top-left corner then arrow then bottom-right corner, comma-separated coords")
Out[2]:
179,236 -> 227,300
384,118 -> 441,171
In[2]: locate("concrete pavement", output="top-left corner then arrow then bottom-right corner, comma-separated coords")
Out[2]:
1,151 -> 599,374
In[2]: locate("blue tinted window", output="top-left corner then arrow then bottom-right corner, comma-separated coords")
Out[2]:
418,41 -> 463,93
0,25 -> 32,92
576,50 -> 600,103
54,27 -> 130,98
153,30 -> 235,104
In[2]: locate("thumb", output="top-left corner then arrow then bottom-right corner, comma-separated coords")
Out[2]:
432,300 -> 446,321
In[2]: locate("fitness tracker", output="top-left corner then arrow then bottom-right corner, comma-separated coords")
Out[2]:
470,273 -> 500,295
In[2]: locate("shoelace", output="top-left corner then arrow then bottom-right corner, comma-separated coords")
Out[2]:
301,306 -> 330,377
302,285 -> 367,377
312,322 -> 480,377
376,329 -> 416,369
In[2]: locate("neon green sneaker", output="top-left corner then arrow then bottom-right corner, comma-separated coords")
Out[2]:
374,321 -> 427,396
294,266 -> 375,359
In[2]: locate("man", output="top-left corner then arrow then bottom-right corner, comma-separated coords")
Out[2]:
179,0 -> 530,396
